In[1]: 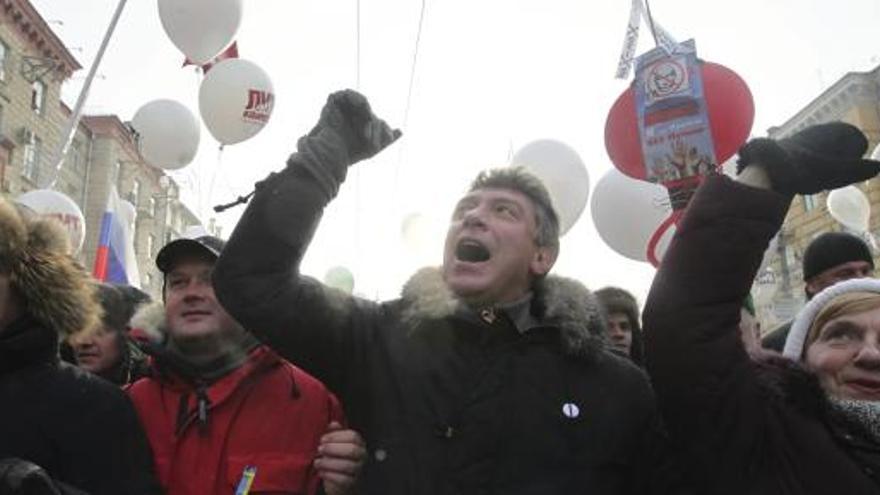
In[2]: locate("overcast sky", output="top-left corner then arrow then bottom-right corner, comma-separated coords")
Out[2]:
32,0 -> 880,303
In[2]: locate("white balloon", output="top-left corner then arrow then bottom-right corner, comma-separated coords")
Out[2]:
158,0 -> 242,64
591,169 -> 671,262
511,139 -> 589,235
131,100 -> 200,170
199,58 -> 275,145
827,185 -> 870,232
16,189 -> 86,255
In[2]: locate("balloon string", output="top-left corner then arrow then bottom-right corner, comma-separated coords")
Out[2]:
646,209 -> 682,267
356,0 -> 361,90
206,144 -> 224,218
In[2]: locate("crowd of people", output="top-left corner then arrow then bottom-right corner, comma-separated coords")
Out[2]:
1,89 -> 879,494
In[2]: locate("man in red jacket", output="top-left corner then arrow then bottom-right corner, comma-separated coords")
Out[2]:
128,235 -> 365,495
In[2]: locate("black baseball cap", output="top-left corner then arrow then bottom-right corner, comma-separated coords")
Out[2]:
156,235 -> 226,273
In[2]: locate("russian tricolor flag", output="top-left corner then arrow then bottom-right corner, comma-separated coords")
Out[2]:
93,185 -> 141,288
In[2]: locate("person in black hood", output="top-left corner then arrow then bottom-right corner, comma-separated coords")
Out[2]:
0,197 -> 160,494
595,287 -> 645,365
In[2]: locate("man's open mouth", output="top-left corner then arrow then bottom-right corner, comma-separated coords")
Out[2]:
455,239 -> 491,263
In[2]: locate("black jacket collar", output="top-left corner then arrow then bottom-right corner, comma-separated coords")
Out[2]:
0,316 -> 58,375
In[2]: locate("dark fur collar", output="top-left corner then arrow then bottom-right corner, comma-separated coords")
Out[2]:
399,267 -> 608,361
753,350 -> 829,416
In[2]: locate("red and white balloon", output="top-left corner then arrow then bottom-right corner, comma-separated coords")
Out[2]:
199,58 -> 275,145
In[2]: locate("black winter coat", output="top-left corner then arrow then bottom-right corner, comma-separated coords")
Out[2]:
0,316 -> 161,495
214,165 -> 679,495
643,175 -> 880,495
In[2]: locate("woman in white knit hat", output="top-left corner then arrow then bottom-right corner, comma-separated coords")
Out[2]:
784,278 -> 880,402
644,122 -> 880,494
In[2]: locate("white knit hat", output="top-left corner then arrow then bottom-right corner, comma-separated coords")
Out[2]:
783,278 -> 880,359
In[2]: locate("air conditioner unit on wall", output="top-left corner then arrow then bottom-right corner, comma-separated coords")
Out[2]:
16,127 -> 33,144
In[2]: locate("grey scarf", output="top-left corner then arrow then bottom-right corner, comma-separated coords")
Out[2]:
831,398 -> 880,444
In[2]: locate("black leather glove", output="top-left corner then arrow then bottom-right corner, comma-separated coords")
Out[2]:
0,458 -> 62,495
736,122 -> 880,195
289,89 -> 402,200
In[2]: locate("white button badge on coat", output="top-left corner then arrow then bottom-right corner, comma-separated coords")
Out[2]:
374,449 -> 388,462
562,402 -> 580,419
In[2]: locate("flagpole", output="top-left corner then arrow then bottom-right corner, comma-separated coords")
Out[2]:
46,0 -> 128,189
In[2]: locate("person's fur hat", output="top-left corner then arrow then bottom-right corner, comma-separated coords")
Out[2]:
594,286 -> 644,364
0,196 -> 100,337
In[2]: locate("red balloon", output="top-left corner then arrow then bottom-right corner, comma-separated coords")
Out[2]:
604,62 -> 754,181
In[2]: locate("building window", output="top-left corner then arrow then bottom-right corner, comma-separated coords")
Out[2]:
148,196 -> 156,216
0,40 -> 7,81
803,194 -> 818,212
31,79 -> 46,115
22,134 -> 41,182
129,179 -> 141,206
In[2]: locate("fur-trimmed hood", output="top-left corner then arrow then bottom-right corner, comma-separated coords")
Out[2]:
400,267 -> 607,360
129,302 -> 167,345
0,197 -> 99,337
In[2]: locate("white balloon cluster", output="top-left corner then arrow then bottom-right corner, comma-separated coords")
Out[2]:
131,0 -> 275,171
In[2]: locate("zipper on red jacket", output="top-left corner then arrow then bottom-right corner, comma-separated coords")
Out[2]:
196,385 -> 211,436
174,384 -> 212,436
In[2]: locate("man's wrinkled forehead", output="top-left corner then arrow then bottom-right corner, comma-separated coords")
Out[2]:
456,187 -> 534,208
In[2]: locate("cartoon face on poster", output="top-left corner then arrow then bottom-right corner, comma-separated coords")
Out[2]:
635,39 -> 717,186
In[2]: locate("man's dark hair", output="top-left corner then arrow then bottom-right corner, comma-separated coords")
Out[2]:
469,167 -> 560,251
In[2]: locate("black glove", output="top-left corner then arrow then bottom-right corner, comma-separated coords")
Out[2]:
284,90 -> 401,201
0,458 -> 62,495
301,89 -> 402,164
736,122 -> 880,195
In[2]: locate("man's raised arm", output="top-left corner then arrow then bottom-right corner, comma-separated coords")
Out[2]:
213,90 -> 400,394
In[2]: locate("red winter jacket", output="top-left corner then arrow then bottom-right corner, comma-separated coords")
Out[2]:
128,345 -> 343,495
